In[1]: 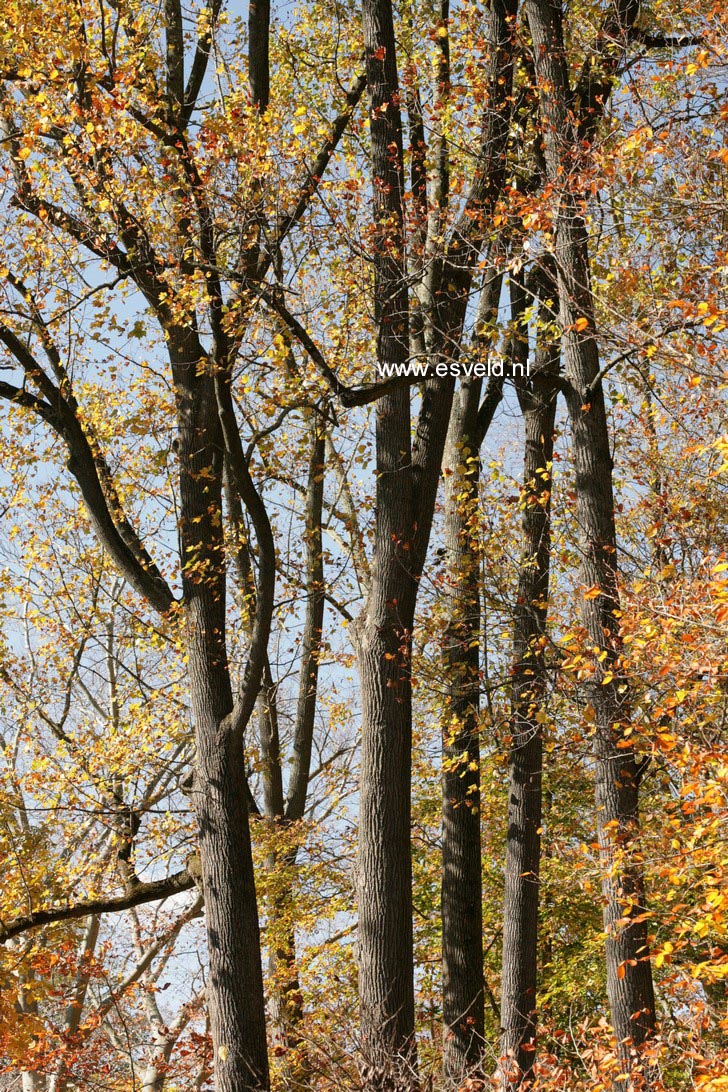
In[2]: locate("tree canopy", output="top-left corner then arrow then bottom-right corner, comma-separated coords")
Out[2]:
0,0 -> 725,1089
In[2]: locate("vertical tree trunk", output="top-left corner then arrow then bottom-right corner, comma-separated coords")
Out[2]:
356,0 -> 518,1076
499,270 -> 558,1085
440,268 -> 504,1080
357,0 -> 418,1078
269,421 -> 326,1084
172,332 -> 270,1092
441,380 -> 485,1078
522,2 -> 656,1076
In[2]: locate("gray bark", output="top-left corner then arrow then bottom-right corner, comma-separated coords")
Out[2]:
441,379 -> 485,1078
356,0 -> 518,1076
523,0 -> 656,1075
172,329 -> 270,1092
440,268 -> 504,1080
357,0 -> 418,1075
499,269 -> 558,1085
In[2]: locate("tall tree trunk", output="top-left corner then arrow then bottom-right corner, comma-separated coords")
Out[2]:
225,406 -> 325,1084
441,268 -> 504,1080
356,400 -> 419,1081
172,331 -> 270,1092
499,269 -> 558,1085
441,380 -> 485,1079
522,1 -> 656,1077
269,421 -> 326,1084
357,0 -> 418,1077
356,0 -> 518,1077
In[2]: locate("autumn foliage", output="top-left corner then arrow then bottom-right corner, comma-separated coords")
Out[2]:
0,0 -> 725,1088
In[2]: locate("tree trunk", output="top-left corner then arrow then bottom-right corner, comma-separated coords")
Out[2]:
522,2 -> 656,1076
499,270 -> 558,1085
269,421 -> 326,1084
356,0 -> 518,1075
357,0 -> 418,1078
441,379 -> 485,1079
172,331 -> 269,1092
440,266 -> 504,1079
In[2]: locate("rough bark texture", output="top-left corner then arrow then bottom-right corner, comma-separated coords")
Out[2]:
441,379 -> 485,1077
499,275 -> 558,1085
523,0 -> 656,1075
440,267 -> 504,1079
434,0 -> 519,1061
171,329 -> 269,1092
356,0 -> 519,1077
357,0 -> 418,1075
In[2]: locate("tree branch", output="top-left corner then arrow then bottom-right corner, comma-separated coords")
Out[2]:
270,74 -> 367,262
248,0 -> 270,110
214,373 -> 276,744
182,0 -> 225,123
0,328 -> 176,614
258,287 -> 425,406
0,871 -> 197,943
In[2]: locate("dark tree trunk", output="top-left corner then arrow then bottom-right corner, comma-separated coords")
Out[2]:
441,379 -> 485,1078
357,0 -> 418,1077
269,421 -> 326,1083
432,0 -> 518,1065
522,0 -> 656,1076
172,330 -> 270,1092
499,270 -> 559,1085
356,0 -> 518,1077
287,422 -> 327,826
440,268 -> 504,1080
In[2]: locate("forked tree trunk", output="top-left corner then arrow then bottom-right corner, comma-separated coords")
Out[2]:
522,2 -> 656,1077
173,332 -> 270,1092
356,0 -> 518,1078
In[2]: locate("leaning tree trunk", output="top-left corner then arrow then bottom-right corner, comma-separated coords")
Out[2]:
499,269 -> 559,1085
523,1 -> 656,1078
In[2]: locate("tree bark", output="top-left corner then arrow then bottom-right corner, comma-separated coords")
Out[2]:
356,0 -> 518,1076
522,0 -> 656,1076
357,0 -> 418,1078
499,269 -> 558,1085
441,378 -> 485,1078
440,267 -> 504,1080
171,329 -> 269,1092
